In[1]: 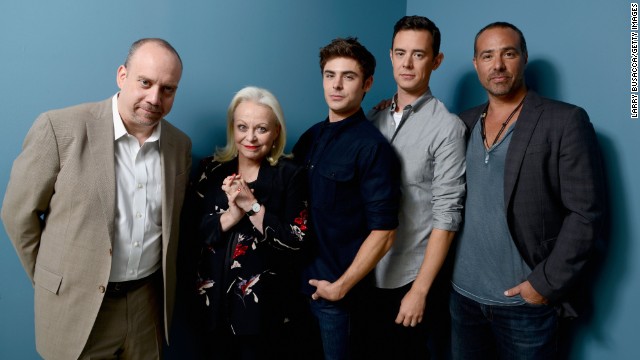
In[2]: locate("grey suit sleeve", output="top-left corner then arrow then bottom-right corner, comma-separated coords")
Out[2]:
1,113 -> 61,282
527,107 -> 605,302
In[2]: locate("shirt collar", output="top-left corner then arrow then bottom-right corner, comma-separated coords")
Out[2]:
323,108 -> 366,130
111,93 -> 161,142
390,88 -> 434,113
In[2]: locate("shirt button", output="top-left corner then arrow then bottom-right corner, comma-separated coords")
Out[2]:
137,183 -> 143,189
129,270 -> 135,275
99,286 -> 106,293
136,212 -> 142,218
133,242 -> 140,248
108,248 -> 112,256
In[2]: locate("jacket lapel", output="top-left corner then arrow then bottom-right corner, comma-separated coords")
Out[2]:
86,99 -> 117,243
503,91 -> 544,210
160,121 -> 177,255
253,159 -> 277,204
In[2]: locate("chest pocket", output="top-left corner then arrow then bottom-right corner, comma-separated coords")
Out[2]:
401,157 -> 429,185
315,163 -> 358,211
525,142 -> 550,155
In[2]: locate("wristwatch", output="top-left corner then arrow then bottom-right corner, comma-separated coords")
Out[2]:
245,201 -> 261,216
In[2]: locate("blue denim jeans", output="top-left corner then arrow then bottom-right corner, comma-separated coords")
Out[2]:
450,289 -> 558,360
309,298 -> 351,360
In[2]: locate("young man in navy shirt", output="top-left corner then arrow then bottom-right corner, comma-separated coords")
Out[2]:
293,37 -> 401,360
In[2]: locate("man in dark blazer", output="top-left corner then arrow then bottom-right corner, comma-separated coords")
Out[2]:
449,22 -> 605,359
1,38 -> 191,359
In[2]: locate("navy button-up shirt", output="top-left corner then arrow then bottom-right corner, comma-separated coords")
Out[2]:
292,108 -> 400,297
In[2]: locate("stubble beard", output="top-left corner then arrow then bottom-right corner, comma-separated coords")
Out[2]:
485,76 -> 525,98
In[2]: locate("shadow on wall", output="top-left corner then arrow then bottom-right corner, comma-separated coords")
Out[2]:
451,71 -> 485,114
451,58 -> 626,359
567,133 -> 629,359
525,59 -> 562,100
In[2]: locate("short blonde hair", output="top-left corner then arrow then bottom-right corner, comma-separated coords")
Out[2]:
214,86 -> 287,166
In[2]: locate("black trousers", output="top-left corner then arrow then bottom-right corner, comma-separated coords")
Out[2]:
353,279 -> 452,360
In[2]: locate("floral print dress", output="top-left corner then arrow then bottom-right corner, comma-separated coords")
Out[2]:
191,157 -> 308,336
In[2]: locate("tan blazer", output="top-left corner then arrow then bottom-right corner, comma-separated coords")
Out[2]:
1,98 -> 192,360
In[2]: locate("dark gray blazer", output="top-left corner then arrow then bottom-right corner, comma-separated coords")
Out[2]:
459,91 -> 605,317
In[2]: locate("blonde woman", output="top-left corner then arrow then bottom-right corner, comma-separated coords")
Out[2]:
190,86 -> 309,359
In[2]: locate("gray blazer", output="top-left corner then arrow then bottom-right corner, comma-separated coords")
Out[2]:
459,91 -> 605,317
1,98 -> 192,359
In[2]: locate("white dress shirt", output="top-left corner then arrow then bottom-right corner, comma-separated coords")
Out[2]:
109,94 -> 163,282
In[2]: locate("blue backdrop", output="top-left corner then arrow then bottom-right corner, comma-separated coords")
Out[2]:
409,1 -> 637,359
0,1 -> 636,359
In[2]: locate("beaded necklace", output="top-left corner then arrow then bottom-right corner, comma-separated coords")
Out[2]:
480,95 -> 526,148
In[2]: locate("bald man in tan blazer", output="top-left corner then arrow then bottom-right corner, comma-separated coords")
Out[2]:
1,38 -> 191,359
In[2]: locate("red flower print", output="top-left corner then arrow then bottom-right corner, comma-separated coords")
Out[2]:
233,243 -> 249,259
294,209 -> 308,231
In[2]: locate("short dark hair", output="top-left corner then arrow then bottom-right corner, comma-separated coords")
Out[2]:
474,22 -> 528,58
124,38 -> 183,69
392,15 -> 441,56
319,37 -> 376,81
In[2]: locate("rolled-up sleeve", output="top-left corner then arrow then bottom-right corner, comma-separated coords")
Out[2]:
431,122 -> 466,231
359,141 -> 401,231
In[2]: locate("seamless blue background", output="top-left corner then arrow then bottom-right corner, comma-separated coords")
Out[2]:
1,1 -> 636,358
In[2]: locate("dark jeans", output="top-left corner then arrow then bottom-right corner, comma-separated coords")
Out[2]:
309,298 -> 352,360
450,289 -> 558,360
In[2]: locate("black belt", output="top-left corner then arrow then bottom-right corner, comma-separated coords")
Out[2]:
106,271 -> 160,297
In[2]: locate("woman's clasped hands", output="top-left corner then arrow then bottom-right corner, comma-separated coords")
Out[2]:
221,173 -> 257,218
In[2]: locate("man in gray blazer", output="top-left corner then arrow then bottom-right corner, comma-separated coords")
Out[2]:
450,22 -> 605,359
1,38 -> 192,359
